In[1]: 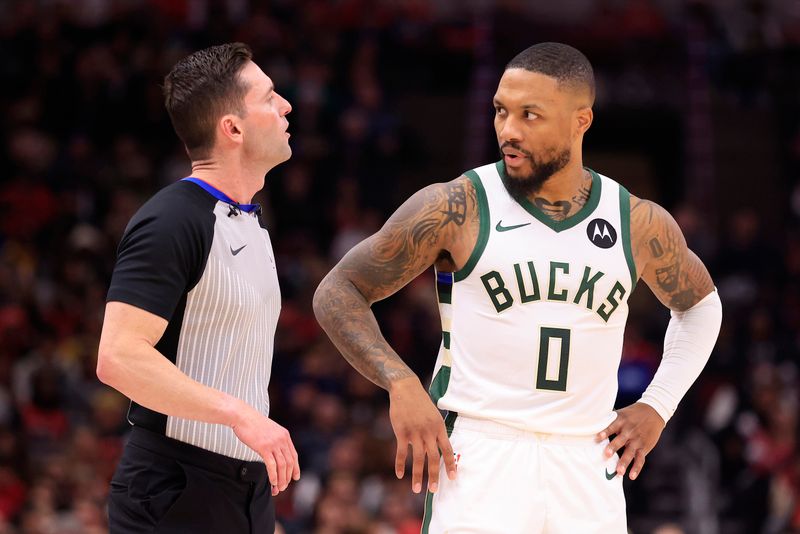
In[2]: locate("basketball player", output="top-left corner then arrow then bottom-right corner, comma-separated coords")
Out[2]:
313,42 -> 722,533
97,43 -> 299,533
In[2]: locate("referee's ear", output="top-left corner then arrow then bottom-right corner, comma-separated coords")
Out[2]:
219,115 -> 243,147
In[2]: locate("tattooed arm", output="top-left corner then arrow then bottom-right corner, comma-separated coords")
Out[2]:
313,177 -> 474,388
313,177 -> 476,493
598,195 -> 721,481
630,196 -> 714,309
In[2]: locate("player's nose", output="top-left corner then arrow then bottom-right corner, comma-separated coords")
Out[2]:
497,115 -> 522,143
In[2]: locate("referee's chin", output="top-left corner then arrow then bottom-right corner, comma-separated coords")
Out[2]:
277,142 -> 292,163
263,146 -> 292,174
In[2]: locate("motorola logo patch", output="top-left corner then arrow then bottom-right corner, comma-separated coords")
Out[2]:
587,218 -> 617,248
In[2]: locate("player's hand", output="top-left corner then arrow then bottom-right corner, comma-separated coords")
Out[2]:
596,402 -> 665,480
231,403 -> 300,496
388,376 -> 457,494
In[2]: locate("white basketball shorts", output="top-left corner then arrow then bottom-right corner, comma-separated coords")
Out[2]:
422,415 -> 627,534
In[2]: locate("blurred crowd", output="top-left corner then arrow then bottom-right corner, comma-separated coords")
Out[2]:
0,1 -> 799,533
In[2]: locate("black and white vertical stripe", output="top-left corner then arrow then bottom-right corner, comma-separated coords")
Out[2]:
167,255 -> 280,461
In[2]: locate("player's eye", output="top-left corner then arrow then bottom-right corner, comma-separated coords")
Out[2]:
495,106 -> 505,116
525,111 -> 538,120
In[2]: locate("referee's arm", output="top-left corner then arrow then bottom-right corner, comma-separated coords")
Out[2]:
97,300 -> 244,433
97,301 -> 300,494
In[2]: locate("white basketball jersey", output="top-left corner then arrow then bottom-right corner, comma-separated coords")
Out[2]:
430,161 -> 638,435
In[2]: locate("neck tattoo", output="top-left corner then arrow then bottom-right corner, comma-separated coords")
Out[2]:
532,170 -> 591,222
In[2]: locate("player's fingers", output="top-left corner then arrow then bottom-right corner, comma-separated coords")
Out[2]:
395,439 -> 408,479
411,438 -> 425,494
438,430 -> 457,481
629,449 -> 647,480
605,431 -> 629,458
425,439 -> 441,493
615,444 -> 636,477
596,414 -> 622,442
264,455 -> 279,496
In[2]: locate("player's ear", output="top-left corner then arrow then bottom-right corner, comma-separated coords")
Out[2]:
574,107 -> 593,138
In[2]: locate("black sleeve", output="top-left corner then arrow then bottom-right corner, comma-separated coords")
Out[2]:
107,184 -> 215,321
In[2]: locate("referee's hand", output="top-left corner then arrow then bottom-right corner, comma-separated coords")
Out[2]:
389,376 -> 457,495
231,403 -> 300,496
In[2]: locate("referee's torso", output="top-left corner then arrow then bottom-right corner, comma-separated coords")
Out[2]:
107,178 -> 280,461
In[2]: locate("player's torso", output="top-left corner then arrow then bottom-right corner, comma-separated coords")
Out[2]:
432,161 -> 637,435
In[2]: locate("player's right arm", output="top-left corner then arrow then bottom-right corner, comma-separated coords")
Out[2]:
313,176 -> 476,493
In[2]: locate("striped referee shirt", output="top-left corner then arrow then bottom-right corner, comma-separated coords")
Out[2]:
107,178 -> 280,461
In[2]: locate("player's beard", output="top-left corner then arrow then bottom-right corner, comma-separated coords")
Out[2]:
499,143 -> 571,203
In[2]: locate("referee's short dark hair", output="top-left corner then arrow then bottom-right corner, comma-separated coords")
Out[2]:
163,42 -> 253,160
506,42 -> 595,104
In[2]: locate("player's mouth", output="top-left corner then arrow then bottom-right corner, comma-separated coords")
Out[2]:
502,149 -> 528,168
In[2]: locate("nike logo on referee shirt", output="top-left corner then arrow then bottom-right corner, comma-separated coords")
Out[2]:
230,244 -> 247,256
605,468 -> 617,480
495,221 -> 531,232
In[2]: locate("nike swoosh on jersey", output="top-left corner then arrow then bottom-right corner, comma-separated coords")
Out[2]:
230,244 -> 247,256
495,221 -> 532,232
605,468 -> 617,480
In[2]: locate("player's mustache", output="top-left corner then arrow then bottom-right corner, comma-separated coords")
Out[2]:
500,142 -> 533,159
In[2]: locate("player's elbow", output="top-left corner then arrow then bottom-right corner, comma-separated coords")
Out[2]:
312,275 -> 333,325
313,269 -> 360,325
314,269 -> 373,330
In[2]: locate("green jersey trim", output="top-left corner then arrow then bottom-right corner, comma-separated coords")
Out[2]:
429,365 -> 452,405
454,170 -> 490,282
618,184 -> 638,290
422,491 -> 434,534
421,410 -> 457,534
495,161 -> 603,233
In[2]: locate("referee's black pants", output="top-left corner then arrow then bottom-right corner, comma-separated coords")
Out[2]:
108,426 -> 274,533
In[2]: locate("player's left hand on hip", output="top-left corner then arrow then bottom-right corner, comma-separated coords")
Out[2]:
595,402 -> 665,481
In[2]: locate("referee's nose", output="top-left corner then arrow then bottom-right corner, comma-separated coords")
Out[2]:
275,92 -> 292,117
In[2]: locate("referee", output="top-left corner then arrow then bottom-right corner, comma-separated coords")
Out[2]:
97,43 -> 299,533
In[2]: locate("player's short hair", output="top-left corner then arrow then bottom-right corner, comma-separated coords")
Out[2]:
506,42 -> 595,103
163,42 -> 253,160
